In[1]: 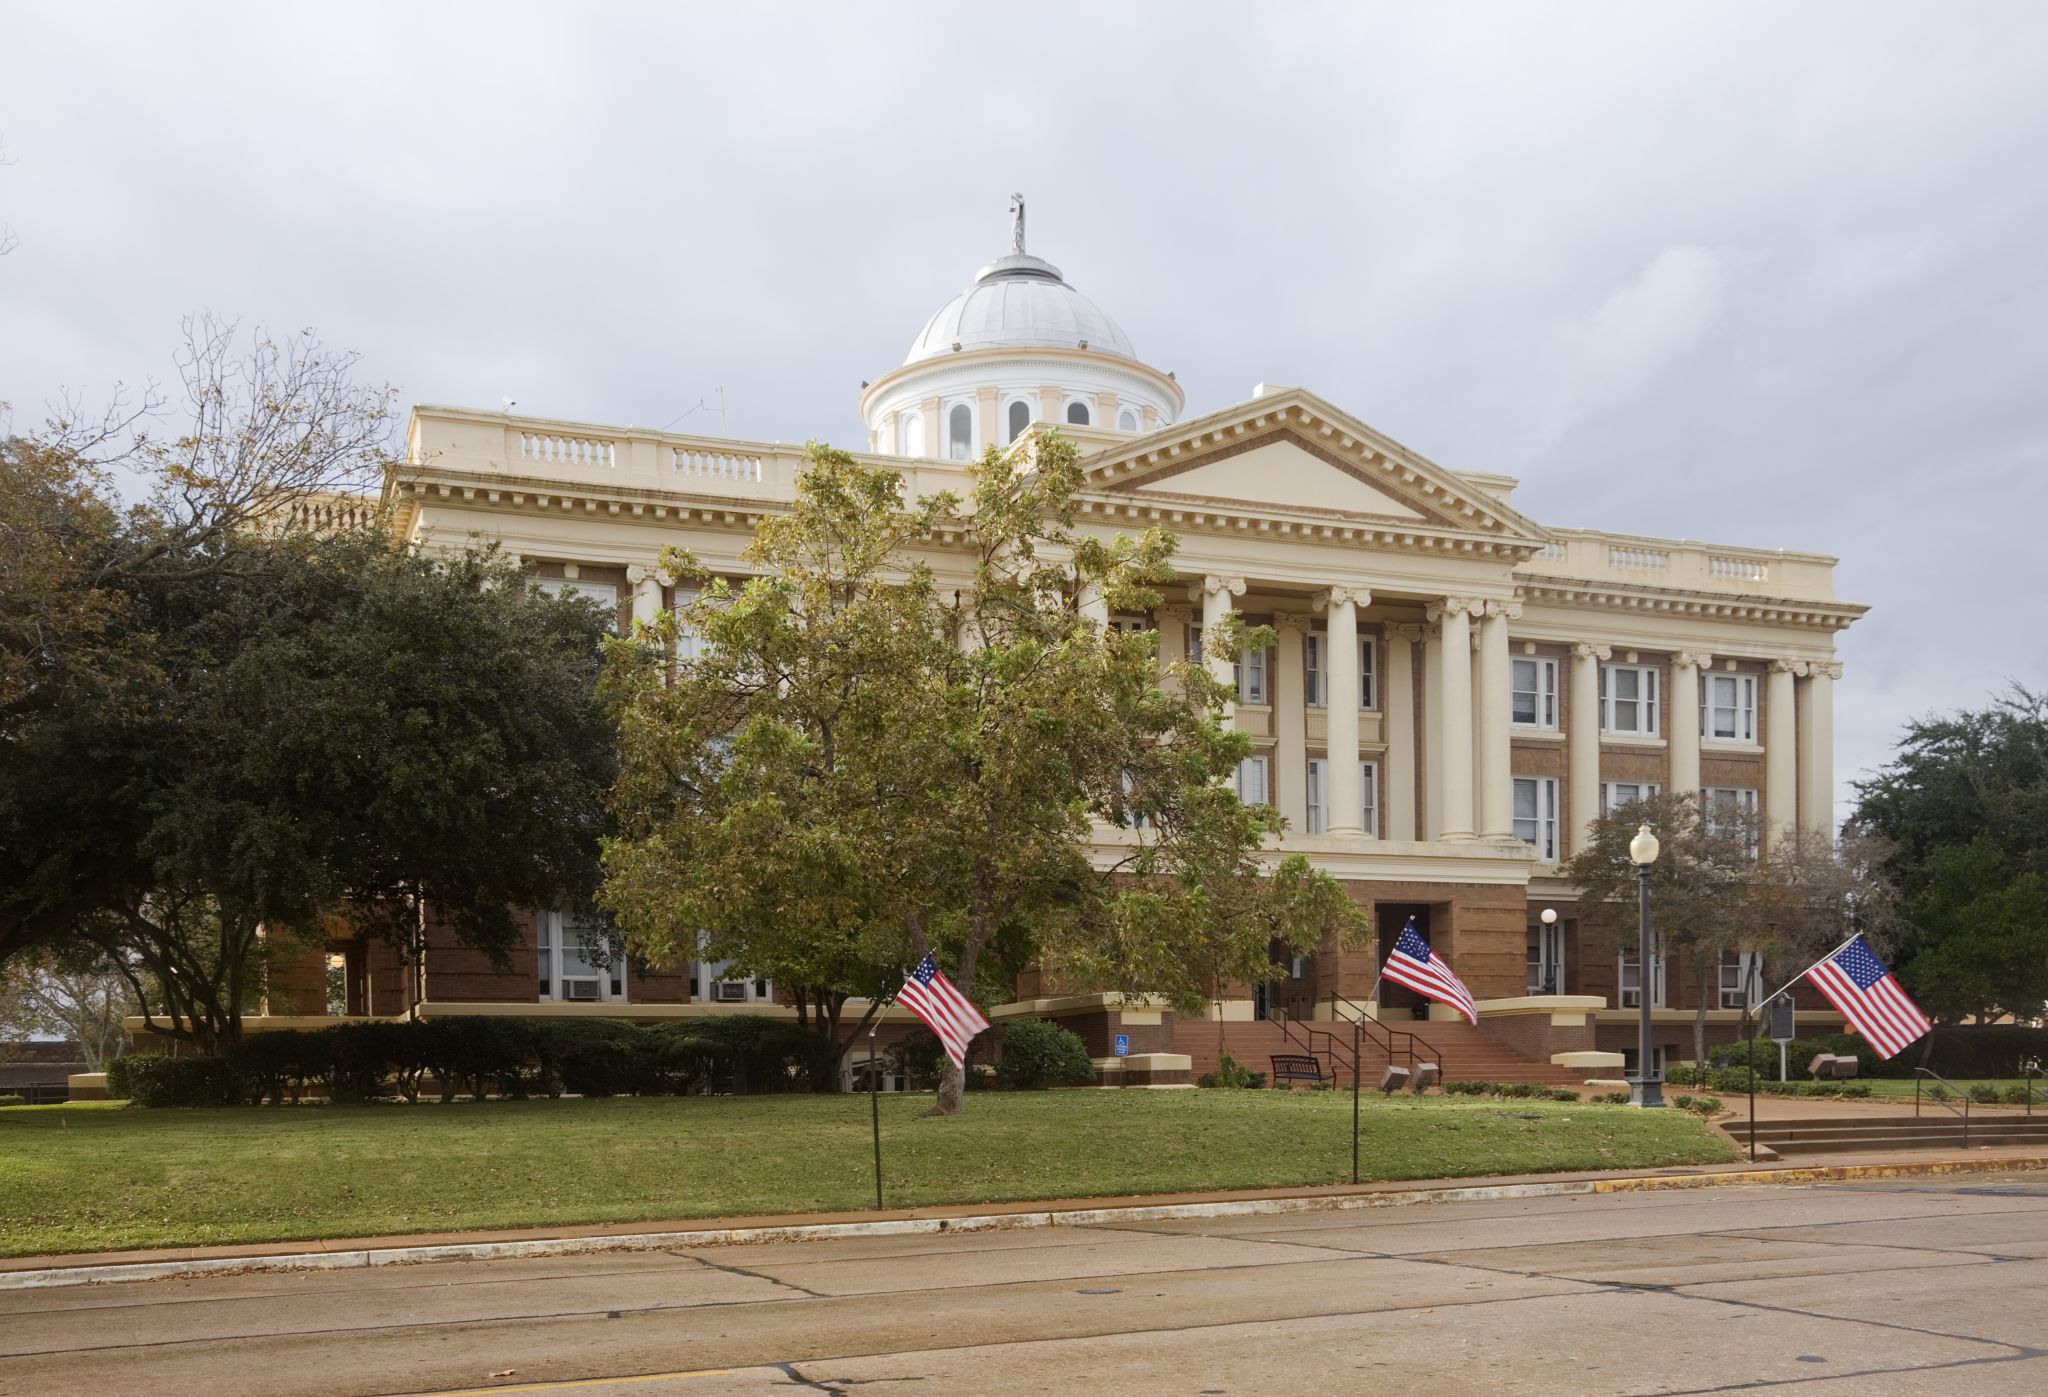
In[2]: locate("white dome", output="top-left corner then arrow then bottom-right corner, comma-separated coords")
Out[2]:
904,254 -> 1136,365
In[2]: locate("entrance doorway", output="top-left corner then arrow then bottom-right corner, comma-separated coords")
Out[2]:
1375,903 -> 1437,1019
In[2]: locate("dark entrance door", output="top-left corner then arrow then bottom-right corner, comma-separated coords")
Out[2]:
1375,903 -> 1435,1018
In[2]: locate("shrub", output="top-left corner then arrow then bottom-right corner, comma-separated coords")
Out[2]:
1968,1084 -> 2001,1105
1493,1081 -> 1542,1099
1688,1095 -> 1723,1115
1708,1067 -> 1753,1095
995,1020 -> 1096,1090
539,1018 -> 656,1098
1928,1083 -> 1952,1102
1198,1051 -> 1265,1089
0,1095 -> 25,1107
115,1054 -> 253,1108
1592,1090 -> 1632,1105
104,1053 -> 142,1100
228,1030 -> 333,1105
2003,1084 -> 2039,1106
1839,1083 -> 1872,1099
1665,1065 -> 1705,1087
1546,1088 -> 1580,1102
660,1015 -> 831,1094
1443,1080 -> 1493,1096
1672,1094 -> 1694,1110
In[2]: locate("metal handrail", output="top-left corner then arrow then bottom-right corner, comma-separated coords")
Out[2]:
1328,991 -> 1442,1075
1270,1007 -> 1359,1079
1914,1066 -> 1971,1145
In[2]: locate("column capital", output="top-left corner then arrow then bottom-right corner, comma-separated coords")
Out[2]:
1425,596 -> 1483,622
1571,641 -> 1612,662
1384,621 -> 1425,644
1162,603 -> 1195,623
1481,599 -> 1523,620
1673,650 -> 1713,671
1314,585 -> 1370,611
1769,658 -> 1810,676
1813,660 -> 1843,680
1195,575 -> 1247,599
626,563 -> 665,586
1273,612 -> 1314,636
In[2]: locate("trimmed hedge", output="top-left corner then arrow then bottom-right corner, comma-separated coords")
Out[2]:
110,1016 -> 835,1107
994,1019 -> 1096,1090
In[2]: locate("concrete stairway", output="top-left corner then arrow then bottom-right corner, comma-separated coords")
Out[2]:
1178,1017 -> 1588,1087
1740,1113 -> 2048,1156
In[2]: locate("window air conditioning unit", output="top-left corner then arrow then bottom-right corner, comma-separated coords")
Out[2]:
564,980 -> 600,1002
714,981 -> 748,1003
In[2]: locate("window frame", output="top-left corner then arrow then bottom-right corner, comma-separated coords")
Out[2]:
1718,950 -> 1762,1010
1618,949 -> 1667,1009
898,411 -> 924,457
1234,753 -> 1270,806
1511,656 -> 1559,730
1304,634 -> 1323,708
1005,399 -> 1031,442
1303,758 -> 1378,835
537,910 -> 626,1003
1600,662 -> 1661,736
534,577 -> 621,633
946,402 -> 974,461
1512,775 -> 1560,859
1600,780 -> 1662,815
1064,399 -> 1092,427
1703,671 -> 1759,743
1117,407 -> 1139,431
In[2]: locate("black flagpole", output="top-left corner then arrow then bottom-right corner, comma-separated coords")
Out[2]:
868,977 -> 906,1211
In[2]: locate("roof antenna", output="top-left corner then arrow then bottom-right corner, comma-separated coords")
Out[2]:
1009,192 -> 1026,256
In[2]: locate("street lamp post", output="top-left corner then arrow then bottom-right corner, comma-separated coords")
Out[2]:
1538,907 -> 1559,994
1628,823 -> 1664,1108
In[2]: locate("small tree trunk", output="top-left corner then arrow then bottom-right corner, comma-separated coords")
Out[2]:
1695,971 -> 1712,1069
926,1059 -> 965,1116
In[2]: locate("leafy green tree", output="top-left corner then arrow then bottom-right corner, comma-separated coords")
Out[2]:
1851,686 -> 2048,1025
602,437 -> 1367,1112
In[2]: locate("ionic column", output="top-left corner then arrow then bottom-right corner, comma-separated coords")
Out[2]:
1197,576 -> 1247,712
1765,659 -> 1803,851
1475,602 -> 1517,838
1569,642 -> 1610,856
1077,579 -> 1110,626
1798,661 -> 1840,841
1157,605 -> 1189,684
1319,586 -> 1368,834
1429,598 -> 1476,840
627,564 -> 664,630
1423,620 -> 1444,839
1669,650 -> 1710,797
1383,623 -> 1421,841
1273,614 -> 1310,836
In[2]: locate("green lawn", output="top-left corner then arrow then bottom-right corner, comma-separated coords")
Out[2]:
0,1091 -> 1733,1258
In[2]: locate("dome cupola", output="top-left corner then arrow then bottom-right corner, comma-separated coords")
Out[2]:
860,196 -> 1181,460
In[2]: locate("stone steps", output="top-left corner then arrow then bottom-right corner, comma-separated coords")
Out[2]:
1738,1115 -> 2048,1155
1176,1019 -> 1588,1086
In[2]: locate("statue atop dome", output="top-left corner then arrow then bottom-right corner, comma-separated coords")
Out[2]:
1009,192 -> 1026,256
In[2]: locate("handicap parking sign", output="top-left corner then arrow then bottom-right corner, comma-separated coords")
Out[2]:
1114,1034 -> 1129,1057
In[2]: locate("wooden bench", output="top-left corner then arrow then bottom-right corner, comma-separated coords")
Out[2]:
1269,1054 -> 1327,1088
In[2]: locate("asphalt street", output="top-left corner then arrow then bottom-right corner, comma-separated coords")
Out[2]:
3,1172 -> 2045,1396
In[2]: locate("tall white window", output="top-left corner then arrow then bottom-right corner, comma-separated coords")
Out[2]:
1304,634 -> 1323,707
673,586 -> 706,663
1706,786 -> 1760,857
1511,657 -> 1559,729
1619,950 -> 1667,1009
1066,401 -> 1091,426
1238,645 -> 1268,704
1601,780 -> 1661,814
696,958 -> 771,1003
1304,759 -> 1378,835
947,403 -> 974,460
1703,673 -> 1758,742
1304,634 -> 1373,708
1007,400 -> 1031,442
1512,776 -> 1560,858
535,577 -> 620,633
1117,408 -> 1139,431
1601,663 -> 1661,735
537,911 -> 625,1003
899,412 -> 924,456
1358,637 -> 1377,710
1719,950 -> 1762,1009
1234,754 -> 1269,805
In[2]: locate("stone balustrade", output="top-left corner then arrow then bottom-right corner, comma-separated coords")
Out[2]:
1517,528 -> 1840,602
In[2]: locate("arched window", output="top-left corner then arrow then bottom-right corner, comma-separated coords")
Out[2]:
1066,400 -> 1091,426
1117,408 -> 1139,431
1007,400 -> 1031,441
948,403 -> 973,460
899,412 -> 923,457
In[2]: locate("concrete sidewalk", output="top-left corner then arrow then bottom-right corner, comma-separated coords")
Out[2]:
6,1145 -> 2045,1289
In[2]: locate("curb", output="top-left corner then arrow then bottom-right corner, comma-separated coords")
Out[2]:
5,1154 -> 2042,1292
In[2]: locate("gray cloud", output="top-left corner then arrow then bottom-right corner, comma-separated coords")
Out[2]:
5,1 -> 2044,816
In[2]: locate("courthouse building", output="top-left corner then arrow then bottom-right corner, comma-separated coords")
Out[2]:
296,209 -> 1865,1082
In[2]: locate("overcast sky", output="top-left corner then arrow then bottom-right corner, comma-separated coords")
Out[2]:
5,2 -> 2045,819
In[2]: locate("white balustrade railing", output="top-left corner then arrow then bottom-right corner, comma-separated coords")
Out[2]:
1709,554 -> 1769,583
520,431 -> 615,468
1535,540 -> 1568,561
670,445 -> 763,482
1607,544 -> 1670,572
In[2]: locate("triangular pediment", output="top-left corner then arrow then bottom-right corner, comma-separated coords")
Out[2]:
1124,435 -> 1431,522
1081,387 -> 1550,546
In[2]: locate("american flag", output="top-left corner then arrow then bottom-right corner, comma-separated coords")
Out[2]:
1381,922 -> 1477,1025
1802,935 -> 1931,1060
896,954 -> 990,1070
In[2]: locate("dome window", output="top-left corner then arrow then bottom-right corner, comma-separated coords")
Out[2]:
1066,401 -> 1092,427
899,412 -> 924,457
1007,400 -> 1031,442
1117,409 -> 1139,432
948,404 -> 974,460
